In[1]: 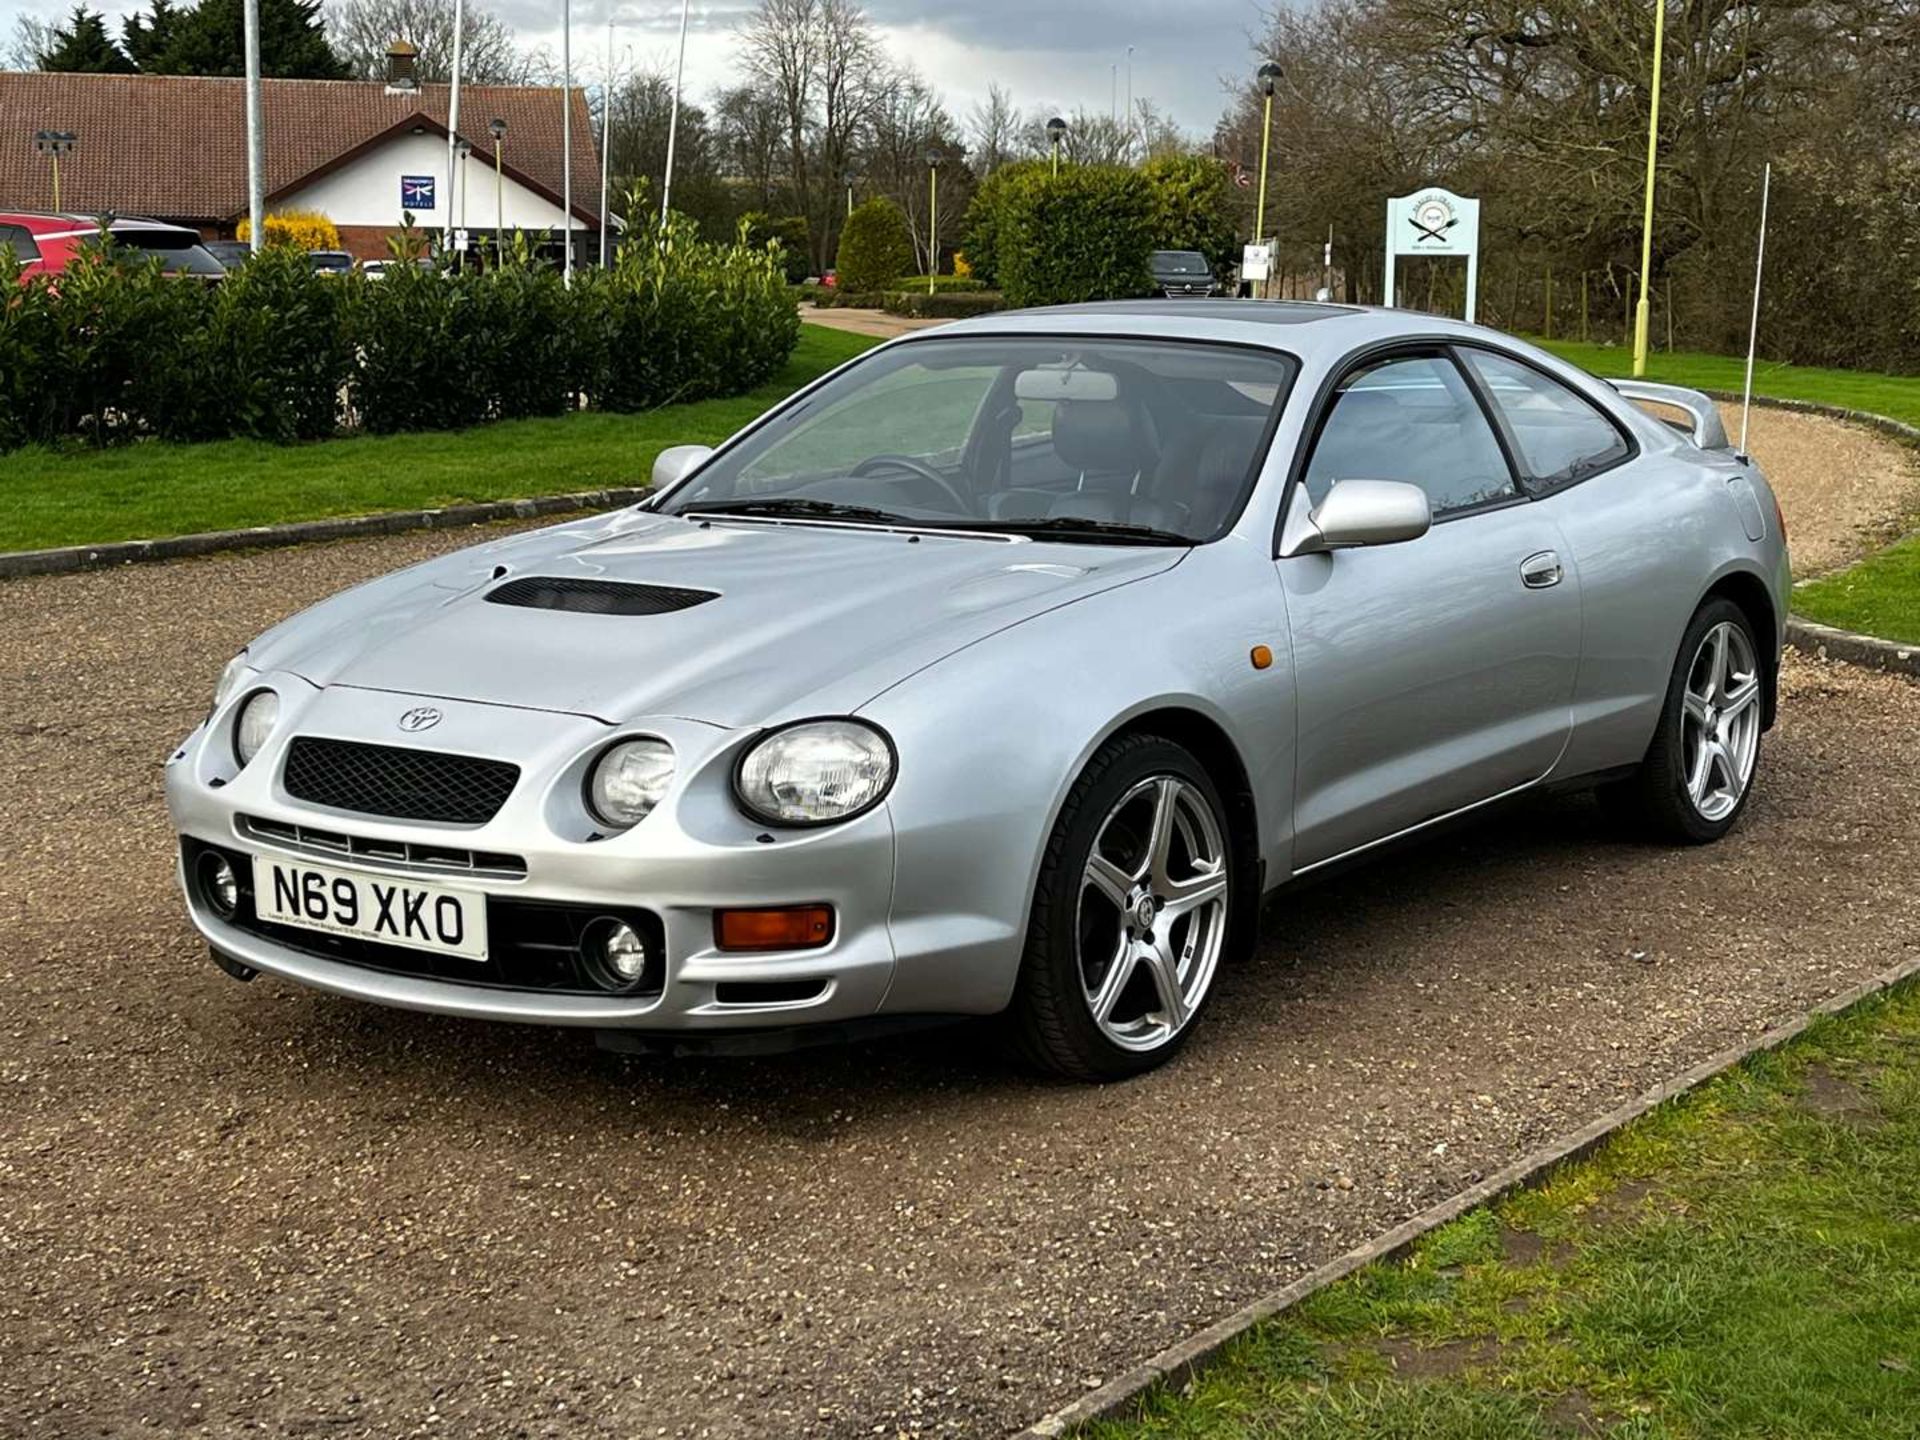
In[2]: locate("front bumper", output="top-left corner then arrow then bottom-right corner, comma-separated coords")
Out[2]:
166,684 -> 905,1032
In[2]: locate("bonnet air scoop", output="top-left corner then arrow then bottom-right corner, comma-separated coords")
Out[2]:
484,576 -> 719,616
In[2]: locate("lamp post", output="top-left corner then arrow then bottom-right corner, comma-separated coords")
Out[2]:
1125,44 -> 1134,156
561,0 -> 572,282
1255,61 -> 1282,247
925,145 -> 943,296
1046,116 -> 1067,176
33,130 -> 76,211
446,0 -> 464,255
489,117 -> 506,258
843,169 -> 857,218
1631,0 -> 1667,377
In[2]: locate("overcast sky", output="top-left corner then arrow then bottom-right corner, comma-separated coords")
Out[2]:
3,0 -> 1271,140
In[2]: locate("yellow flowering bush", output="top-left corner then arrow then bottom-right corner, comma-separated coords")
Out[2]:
235,210 -> 342,252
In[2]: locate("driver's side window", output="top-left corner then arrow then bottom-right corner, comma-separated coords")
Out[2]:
737,364 -> 996,491
1304,354 -> 1518,517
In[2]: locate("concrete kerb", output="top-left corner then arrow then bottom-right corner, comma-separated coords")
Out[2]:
1013,950 -> 1920,1438
0,488 -> 651,581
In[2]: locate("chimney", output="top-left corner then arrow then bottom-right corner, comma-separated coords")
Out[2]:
385,38 -> 420,93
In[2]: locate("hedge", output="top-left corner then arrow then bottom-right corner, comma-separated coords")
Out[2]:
837,199 -> 916,295
0,215 -> 798,452
996,166 -> 1157,309
880,290 -> 1009,319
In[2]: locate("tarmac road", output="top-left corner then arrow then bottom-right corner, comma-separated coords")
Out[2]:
4,526 -> 1918,1439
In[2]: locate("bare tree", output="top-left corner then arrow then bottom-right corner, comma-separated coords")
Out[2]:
713,81 -> 789,213
968,83 -> 1022,175
325,0 -> 531,84
6,14 -> 56,69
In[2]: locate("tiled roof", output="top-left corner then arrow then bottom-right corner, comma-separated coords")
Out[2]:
0,71 -> 599,224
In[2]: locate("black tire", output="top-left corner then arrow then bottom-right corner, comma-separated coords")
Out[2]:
1600,597 -> 1763,844
1005,733 -> 1241,1082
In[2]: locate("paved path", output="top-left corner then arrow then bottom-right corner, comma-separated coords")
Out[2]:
802,305 -> 951,339
3,421 -> 1918,1439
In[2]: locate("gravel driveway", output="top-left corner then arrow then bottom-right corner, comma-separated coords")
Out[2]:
6,471 -> 1920,1439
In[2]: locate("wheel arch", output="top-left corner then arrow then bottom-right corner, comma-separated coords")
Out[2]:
1701,567 -> 1780,729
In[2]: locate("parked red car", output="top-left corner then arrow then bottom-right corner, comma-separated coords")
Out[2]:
0,211 -> 227,281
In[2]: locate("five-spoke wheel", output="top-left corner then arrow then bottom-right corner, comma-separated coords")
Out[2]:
1008,733 -> 1240,1080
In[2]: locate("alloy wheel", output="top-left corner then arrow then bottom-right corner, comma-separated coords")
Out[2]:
1681,620 -> 1761,822
1076,775 -> 1229,1053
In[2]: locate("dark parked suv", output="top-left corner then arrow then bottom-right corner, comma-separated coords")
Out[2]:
1149,249 -> 1221,298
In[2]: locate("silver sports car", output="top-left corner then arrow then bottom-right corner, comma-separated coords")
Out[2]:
167,301 -> 1789,1079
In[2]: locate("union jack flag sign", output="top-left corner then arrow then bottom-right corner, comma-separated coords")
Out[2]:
401,175 -> 436,210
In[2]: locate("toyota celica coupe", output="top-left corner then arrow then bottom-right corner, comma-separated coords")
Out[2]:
168,301 -> 1790,1080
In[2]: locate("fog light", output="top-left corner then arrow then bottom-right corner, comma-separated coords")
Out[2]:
196,851 -> 239,919
714,905 -> 834,953
583,916 -> 653,992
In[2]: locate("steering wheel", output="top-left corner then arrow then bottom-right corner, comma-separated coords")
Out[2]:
849,454 -> 972,514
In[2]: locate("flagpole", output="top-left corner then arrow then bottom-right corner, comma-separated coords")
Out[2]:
661,0 -> 691,223
561,0 -> 572,283
599,15 -> 612,265
446,0 -> 464,256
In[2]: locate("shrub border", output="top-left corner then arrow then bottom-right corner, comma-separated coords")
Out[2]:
1013,950 -> 1920,1438
0,487 -> 649,581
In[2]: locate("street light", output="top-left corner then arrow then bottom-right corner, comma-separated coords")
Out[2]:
1631,0 -> 1668,377
32,130 -> 76,211
1255,61 -> 1282,248
925,145 -> 944,296
1046,116 -> 1067,177
488,117 -> 507,258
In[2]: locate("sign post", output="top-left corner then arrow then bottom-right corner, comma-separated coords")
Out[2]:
1383,187 -> 1481,322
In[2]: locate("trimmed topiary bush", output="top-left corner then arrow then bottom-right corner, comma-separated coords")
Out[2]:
960,159 -> 1048,290
1142,154 -> 1238,273
881,290 -> 1008,319
997,166 -> 1156,309
836,198 -> 916,296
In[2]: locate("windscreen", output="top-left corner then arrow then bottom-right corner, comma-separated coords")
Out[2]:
1152,252 -> 1210,274
661,335 -> 1297,543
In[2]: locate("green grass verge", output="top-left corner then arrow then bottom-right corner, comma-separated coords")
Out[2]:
0,325 -> 880,554
1794,537 -> 1920,646
1083,982 -> 1920,1439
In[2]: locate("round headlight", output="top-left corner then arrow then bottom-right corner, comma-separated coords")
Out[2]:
233,689 -> 280,767
586,738 -> 676,829
735,719 -> 894,827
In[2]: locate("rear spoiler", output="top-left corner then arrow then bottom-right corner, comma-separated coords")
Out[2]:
1609,379 -> 1730,452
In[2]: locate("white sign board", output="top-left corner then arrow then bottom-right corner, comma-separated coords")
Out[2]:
454,228 -> 470,252
1240,242 -> 1272,283
1383,188 -> 1481,322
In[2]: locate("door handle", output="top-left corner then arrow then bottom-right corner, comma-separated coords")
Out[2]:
1520,551 -> 1563,589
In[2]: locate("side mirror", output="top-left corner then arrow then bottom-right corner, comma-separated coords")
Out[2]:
1280,479 -> 1431,557
651,444 -> 714,493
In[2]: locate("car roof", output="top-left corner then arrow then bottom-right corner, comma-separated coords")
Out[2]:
0,210 -> 199,237
929,299 -> 1552,363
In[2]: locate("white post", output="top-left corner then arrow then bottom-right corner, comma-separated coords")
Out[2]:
1464,252 -> 1478,324
1125,45 -> 1133,154
243,0 -> 264,251
446,0 -> 464,253
661,0 -> 691,223
1739,161 -> 1772,460
599,16 -> 612,264
562,0 -> 572,283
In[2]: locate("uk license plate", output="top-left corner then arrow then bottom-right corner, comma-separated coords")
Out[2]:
251,856 -> 488,961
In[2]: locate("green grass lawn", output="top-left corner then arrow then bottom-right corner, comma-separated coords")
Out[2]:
1795,537 -> 1920,646
0,324 -> 880,554
1083,982 -> 1920,1439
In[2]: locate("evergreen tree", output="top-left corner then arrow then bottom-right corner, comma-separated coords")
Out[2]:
147,0 -> 346,78
37,4 -> 135,72
121,0 -> 183,70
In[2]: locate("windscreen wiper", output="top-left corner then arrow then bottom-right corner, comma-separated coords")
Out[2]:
677,497 -> 909,524
956,516 -> 1192,545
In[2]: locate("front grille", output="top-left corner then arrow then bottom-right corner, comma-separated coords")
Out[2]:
189,839 -> 664,997
237,815 -> 527,879
486,576 -> 718,616
282,737 -> 519,826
